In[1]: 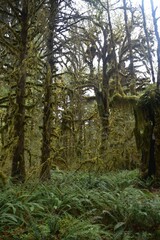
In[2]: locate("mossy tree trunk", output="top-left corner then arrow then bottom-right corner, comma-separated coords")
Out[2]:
154,106 -> 160,180
40,0 -> 58,181
11,0 -> 28,183
95,83 -> 109,161
134,90 -> 160,181
76,89 -> 84,159
96,25 -> 111,161
87,58 -> 109,161
40,66 -> 53,181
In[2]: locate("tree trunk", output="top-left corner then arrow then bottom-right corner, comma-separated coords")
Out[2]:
141,0 -> 155,84
106,0 -> 123,95
40,0 -> 58,181
88,33 -> 110,161
123,0 -> 135,94
134,90 -> 160,182
40,66 -> 52,181
11,0 -> 28,183
95,89 -> 109,160
150,0 -> 160,89
94,63 -> 110,161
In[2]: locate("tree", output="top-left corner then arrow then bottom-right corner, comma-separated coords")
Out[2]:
40,0 -> 85,179
150,0 -> 160,89
40,0 -> 58,181
0,0 -> 46,182
122,0 -> 135,94
11,0 -> 28,182
133,0 -> 160,182
0,0 -> 159,180
141,0 -> 155,84
79,0 -> 155,162
0,0 -> 30,182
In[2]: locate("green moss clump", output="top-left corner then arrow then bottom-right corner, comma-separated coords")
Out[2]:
110,93 -> 139,108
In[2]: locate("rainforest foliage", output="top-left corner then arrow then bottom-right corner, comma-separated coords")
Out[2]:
1,170 -> 160,239
1,0 -> 160,238
0,0 -> 160,182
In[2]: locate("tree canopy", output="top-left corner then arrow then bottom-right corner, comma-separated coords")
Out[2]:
0,0 -> 160,182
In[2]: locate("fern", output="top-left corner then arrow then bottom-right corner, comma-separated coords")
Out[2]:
1,170 -> 160,239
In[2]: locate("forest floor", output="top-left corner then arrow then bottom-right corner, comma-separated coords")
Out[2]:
0,170 -> 160,240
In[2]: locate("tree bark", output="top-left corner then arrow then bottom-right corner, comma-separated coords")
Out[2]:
11,0 -> 28,183
40,0 -> 58,181
134,90 -> 160,182
94,86 -> 109,160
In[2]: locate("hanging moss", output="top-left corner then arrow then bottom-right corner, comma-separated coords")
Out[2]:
134,89 -> 160,181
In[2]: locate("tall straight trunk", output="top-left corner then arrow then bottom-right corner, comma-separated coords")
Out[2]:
150,0 -> 160,89
40,0 -> 58,181
123,0 -> 135,94
141,0 -> 155,83
11,0 -> 28,183
40,66 -> 52,180
95,85 -> 109,160
100,60 -> 109,159
76,89 -> 83,158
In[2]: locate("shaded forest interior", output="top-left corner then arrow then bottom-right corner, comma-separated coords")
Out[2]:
0,0 -> 160,183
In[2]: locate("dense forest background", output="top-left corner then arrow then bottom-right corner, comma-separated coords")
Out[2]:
1,0 -> 160,239
0,0 -> 160,183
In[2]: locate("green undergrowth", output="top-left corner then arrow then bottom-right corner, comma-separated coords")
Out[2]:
1,170 -> 160,239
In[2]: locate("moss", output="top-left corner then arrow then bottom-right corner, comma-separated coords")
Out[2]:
0,170 -> 7,187
154,108 -> 160,180
110,93 -> 139,108
134,88 -> 160,180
